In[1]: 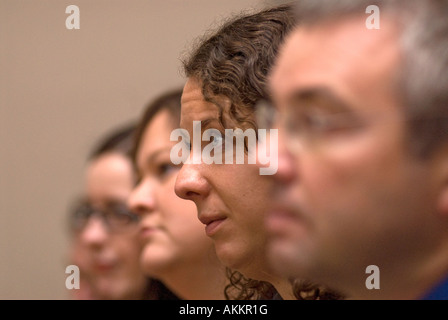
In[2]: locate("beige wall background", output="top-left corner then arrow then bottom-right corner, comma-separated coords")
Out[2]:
0,0 -> 286,299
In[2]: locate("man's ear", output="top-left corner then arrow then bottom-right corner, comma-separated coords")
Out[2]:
437,188 -> 448,218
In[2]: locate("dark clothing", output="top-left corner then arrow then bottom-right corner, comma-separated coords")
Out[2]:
421,274 -> 448,300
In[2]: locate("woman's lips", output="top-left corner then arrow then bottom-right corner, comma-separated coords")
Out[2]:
140,226 -> 159,241
93,261 -> 115,273
204,218 -> 226,236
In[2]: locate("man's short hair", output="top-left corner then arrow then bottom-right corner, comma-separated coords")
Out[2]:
292,0 -> 448,157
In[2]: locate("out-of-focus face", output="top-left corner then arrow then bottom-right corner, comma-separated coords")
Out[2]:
266,17 -> 442,294
71,152 -> 146,300
129,109 -> 217,279
174,78 -> 274,279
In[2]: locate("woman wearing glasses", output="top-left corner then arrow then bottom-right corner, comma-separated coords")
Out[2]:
67,123 -> 177,300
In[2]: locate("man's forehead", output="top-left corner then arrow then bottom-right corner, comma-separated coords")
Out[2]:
283,16 -> 399,59
270,16 -> 401,100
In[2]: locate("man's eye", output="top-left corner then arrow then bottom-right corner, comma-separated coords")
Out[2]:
305,113 -> 332,130
302,111 -> 350,133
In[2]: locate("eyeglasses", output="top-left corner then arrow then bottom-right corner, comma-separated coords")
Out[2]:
69,200 -> 140,233
254,99 -> 397,153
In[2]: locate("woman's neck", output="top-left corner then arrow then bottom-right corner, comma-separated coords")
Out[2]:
270,277 -> 296,300
160,257 -> 228,300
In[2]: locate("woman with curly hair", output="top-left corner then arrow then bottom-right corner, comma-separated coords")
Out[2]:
174,3 -> 344,300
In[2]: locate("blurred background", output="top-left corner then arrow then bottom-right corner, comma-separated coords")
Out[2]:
0,0 -> 286,299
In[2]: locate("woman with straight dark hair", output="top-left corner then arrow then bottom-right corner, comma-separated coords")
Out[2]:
128,89 -> 229,299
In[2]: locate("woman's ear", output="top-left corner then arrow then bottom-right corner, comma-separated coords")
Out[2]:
434,146 -> 448,219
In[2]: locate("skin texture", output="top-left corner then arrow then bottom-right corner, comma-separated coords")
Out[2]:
129,109 -> 227,300
266,16 -> 448,299
175,78 -> 296,300
71,152 -> 146,300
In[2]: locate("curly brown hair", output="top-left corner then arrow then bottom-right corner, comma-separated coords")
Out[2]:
182,3 -> 345,300
182,3 -> 296,131
223,268 -> 345,300
224,268 -> 278,300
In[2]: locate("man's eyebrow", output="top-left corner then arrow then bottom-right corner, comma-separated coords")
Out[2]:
289,87 -> 352,112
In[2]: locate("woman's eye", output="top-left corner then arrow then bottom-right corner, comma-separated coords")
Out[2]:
201,128 -> 224,150
210,134 -> 224,148
134,174 -> 143,186
157,163 -> 178,176
183,140 -> 192,151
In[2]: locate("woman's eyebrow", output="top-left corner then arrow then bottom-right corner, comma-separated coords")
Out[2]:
143,147 -> 173,167
181,116 -> 219,129
201,118 -> 220,128
186,118 -> 223,130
